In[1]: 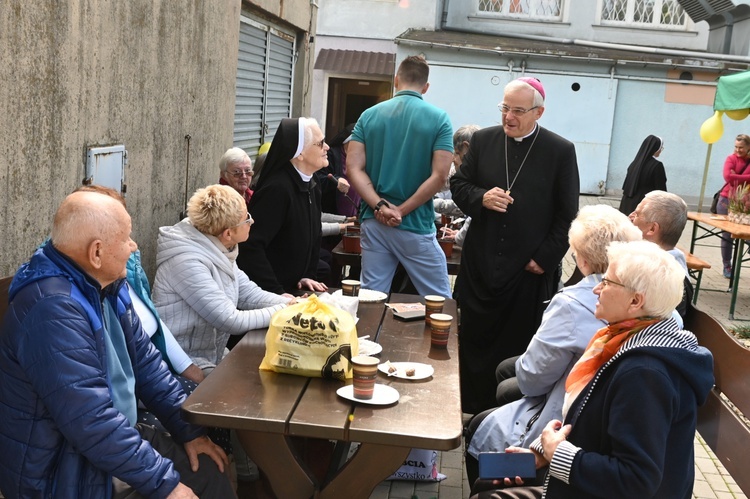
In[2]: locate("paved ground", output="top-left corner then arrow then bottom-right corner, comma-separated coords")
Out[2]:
370,194 -> 749,499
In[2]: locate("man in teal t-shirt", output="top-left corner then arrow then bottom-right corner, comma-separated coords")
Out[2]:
348,55 -> 453,296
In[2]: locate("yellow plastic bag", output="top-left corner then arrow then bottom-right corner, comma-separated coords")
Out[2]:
260,295 -> 359,380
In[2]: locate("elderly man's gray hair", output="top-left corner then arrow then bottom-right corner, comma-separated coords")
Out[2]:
453,125 -> 481,150
642,190 -> 687,248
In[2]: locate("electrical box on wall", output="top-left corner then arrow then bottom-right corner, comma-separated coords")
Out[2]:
84,145 -> 127,194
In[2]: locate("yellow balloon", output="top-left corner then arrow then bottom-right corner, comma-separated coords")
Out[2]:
726,108 -> 750,121
700,111 -> 724,144
258,142 -> 271,156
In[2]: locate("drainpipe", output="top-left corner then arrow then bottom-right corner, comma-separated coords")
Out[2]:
720,11 -> 735,55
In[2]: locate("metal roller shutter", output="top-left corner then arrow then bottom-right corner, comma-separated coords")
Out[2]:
234,16 -> 295,157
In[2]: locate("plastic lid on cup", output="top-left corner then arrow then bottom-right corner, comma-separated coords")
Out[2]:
351,355 -> 380,366
429,313 -> 453,320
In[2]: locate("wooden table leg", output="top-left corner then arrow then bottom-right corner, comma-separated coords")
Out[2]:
319,443 -> 411,499
729,239 -> 745,320
236,430 -> 316,499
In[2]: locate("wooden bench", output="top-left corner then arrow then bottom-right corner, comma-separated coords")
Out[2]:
0,276 -> 11,321
685,304 -> 750,495
678,246 -> 711,304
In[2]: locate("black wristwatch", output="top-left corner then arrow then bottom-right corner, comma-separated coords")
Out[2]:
374,199 -> 390,211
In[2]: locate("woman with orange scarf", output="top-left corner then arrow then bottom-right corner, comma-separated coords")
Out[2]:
472,241 -> 714,499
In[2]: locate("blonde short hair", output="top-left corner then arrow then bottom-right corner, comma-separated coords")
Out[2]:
568,205 -> 642,274
187,184 -> 246,236
607,240 -> 684,319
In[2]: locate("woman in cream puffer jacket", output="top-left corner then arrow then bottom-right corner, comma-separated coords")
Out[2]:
153,185 -> 291,372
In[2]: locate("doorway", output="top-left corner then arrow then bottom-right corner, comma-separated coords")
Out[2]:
325,78 -> 392,139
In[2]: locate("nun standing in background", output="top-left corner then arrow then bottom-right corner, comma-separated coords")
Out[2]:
618,135 -> 666,215
237,117 -> 330,294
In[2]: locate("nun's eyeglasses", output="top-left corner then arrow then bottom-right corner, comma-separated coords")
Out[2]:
313,138 -> 326,149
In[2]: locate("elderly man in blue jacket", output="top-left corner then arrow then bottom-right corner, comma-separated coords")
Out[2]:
0,190 -> 234,498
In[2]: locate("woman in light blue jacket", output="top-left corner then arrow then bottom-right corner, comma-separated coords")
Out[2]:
466,205 -> 641,484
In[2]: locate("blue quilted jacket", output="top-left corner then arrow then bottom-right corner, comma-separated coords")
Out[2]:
0,244 -> 205,499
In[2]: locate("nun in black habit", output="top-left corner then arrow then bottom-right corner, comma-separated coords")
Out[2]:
618,135 -> 666,215
236,117 -> 330,295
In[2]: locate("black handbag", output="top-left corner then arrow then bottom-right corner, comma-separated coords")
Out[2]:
711,189 -> 723,214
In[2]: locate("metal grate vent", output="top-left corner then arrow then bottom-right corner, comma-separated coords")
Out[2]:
677,0 -> 736,22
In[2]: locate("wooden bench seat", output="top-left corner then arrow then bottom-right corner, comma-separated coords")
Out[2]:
685,304 -> 750,495
0,276 -> 11,322
678,246 -> 711,304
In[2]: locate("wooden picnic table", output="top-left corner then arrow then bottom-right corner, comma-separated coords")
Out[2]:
181,293 -> 462,498
687,211 -> 750,319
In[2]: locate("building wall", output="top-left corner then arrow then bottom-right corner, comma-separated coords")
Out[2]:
444,0 -> 709,51
312,0 -> 440,127
395,42 -> 749,204
310,36 -> 397,124
0,1 -> 242,277
0,0 -> 319,278
609,78 -> 748,200
316,0 -> 439,39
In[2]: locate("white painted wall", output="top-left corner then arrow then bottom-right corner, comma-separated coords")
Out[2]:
397,43 -> 749,205
317,0 -> 439,38
427,64 -> 617,194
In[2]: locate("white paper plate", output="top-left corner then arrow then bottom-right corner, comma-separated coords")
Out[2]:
336,384 -> 400,405
332,288 -> 388,303
358,338 -> 382,356
378,362 -> 434,380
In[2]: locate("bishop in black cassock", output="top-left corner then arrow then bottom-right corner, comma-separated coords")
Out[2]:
451,78 -> 579,414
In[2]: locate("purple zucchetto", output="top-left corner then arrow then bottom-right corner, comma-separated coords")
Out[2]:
516,77 -> 545,100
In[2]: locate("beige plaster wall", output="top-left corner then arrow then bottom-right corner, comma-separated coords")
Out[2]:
0,1 -> 241,277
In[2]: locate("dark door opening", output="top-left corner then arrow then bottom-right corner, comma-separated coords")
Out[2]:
325,77 -> 392,139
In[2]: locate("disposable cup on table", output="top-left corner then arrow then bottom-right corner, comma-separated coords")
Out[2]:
341,279 -> 361,297
351,355 -> 380,400
424,295 -> 446,325
429,313 -> 453,349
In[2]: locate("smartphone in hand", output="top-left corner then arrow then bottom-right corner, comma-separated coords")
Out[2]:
478,452 -> 536,480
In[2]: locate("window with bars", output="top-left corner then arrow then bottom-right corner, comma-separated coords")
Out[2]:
601,0 -> 687,28
477,0 -> 562,19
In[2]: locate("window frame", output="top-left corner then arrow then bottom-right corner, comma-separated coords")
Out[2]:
598,0 -> 690,31
475,0 -> 564,21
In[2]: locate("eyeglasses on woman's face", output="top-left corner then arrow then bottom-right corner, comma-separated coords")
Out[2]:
228,169 -> 254,178
233,212 -> 254,227
313,137 -> 327,149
